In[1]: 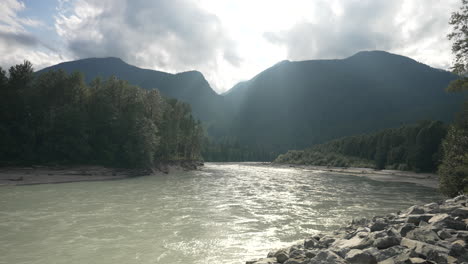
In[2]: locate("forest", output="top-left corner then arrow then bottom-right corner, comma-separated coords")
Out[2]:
0,61 -> 203,169
274,120 -> 448,172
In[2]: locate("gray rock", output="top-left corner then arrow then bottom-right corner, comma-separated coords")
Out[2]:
289,250 -> 304,259
283,259 -> 304,264
437,229 -> 452,240
399,223 -> 417,237
401,238 -> 449,260
429,214 -> 467,231
407,214 -> 435,225
304,238 -> 319,249
305,250 -> 316,258
406,205 -> 426,215
452,208 -> 468,218
253,258 -> 280,264
317,236 -> 335,248
406,226 -> 440,245
276,252 -> 289,263
370,245 -> 410,262
407,257 -> 434,263
374,236 -> 402,249
345,249 -> 377,264
309,250 -> 346,264
370,219 -> 388,232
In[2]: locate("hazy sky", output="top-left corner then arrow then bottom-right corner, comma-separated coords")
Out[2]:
0,0 -> 461,93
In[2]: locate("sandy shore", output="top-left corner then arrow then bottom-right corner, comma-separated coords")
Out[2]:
273,164 -> 439,188
0,162 -> 202,186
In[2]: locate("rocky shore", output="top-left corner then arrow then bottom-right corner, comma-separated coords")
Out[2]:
247,195 -> 468,264
0,160 -> 203,186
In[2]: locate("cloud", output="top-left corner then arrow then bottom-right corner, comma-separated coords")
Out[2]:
263,0 -> 460,69
55,0 -> 241,89
0,0 -> 65,71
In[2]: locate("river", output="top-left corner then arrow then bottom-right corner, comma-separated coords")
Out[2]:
0,162 -> 442,264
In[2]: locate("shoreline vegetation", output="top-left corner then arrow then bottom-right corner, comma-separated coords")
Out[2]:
246,195 -> 468,264
0,160 -> 203,186
272,164 -> 439,189
0,62 -> 204,172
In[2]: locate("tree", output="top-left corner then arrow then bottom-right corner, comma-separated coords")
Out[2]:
438,1 -> 468,196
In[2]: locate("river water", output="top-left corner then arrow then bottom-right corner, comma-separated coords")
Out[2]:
0,163 -> 442,264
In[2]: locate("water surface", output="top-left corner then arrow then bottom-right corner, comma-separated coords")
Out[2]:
0,163 -> 442,264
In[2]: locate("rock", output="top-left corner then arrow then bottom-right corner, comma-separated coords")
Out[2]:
332,234 -> 374,250
406,205 -> 426,215
370,245 -> 410,262
453,195 -> 466,203
309,250 -> 346,264
401,238 -> 449,261
399,223 -> 417,237
289,250 -> 304,259
429,214 -> 467,231
449,240 -> 467,258
276,252 -> 289,263
252,258 -> 279,264
452,208 -> 468,218
437,230 -> 453,240
407,257 -> 433,263
370,219 -> 388,232
305,250 -> 316,258
406,226 -> 440,245
345,249 -> 377,264
304,238 -> 319,249
407,214 -> 435,225
283,258 -> 304,264
374,236 -> 402,249
317,236 -> 335,248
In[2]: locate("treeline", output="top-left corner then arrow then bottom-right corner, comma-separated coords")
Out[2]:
202,137 -> 278,162
0,61 -> 203,168
274,120 -> 447,172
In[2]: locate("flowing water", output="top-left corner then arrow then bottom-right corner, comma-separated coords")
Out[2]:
0,163 -> 442,264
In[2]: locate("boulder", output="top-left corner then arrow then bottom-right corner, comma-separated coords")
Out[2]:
304,238 -> 319,249
406,205 -> 427,215
406,226 -> 440,245
429,214 -> 467,231
283,259 -> 303,264
451,208 -> 468,218
368,245 -> 410,262
253,258 -> 279,264
437,229 -> 453,240
399,223 -> 417,237
407,214 -> 435,225
401,238 -> 449,261
309,250 -> 347,264
370,219 -> 388,232
289,250 -> 304,259
374,236 -> 401,249
276,252 -> 289,263
345,249 -> 377,264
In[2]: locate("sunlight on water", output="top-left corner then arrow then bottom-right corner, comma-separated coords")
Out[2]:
0,163 -> 442,264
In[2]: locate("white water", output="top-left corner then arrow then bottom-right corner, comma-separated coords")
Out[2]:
0,163 -> 441,264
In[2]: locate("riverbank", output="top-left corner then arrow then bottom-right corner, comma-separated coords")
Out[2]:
0,160 -> 203,186
247,195 -> 468,264
273,164 -> 439,189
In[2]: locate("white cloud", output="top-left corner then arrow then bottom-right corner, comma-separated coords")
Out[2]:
0,0 -> 65,71
0,0 -> 462,91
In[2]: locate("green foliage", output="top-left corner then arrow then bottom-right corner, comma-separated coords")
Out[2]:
274,121 -> 447,172
0,61 -> 203,168
438,102 -> 468,196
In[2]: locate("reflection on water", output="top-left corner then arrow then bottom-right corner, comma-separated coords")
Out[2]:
0,162 -> 442,264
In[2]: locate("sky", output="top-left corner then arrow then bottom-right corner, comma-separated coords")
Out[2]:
0,0 -> 462,93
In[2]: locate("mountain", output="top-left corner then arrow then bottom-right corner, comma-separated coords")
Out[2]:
222,50 -> 463,155
37,57 -> 223,122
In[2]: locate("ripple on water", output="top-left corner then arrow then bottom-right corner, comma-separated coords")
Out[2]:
0,162 -> 442,264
